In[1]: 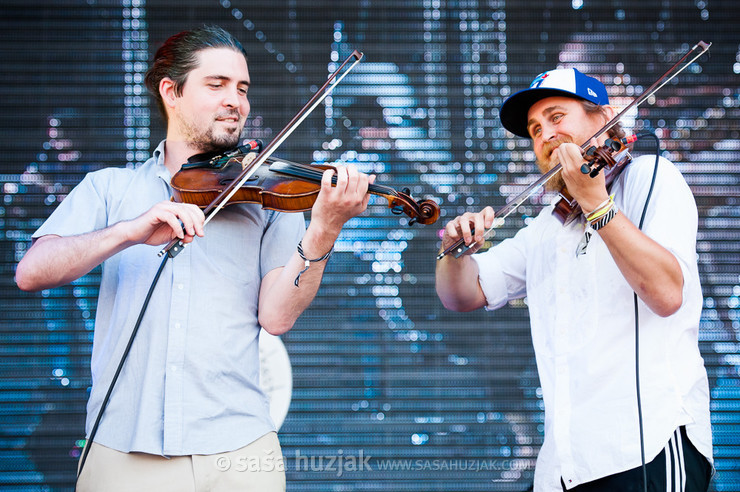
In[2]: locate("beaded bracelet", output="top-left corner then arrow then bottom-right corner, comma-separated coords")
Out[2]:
294,240 -> 334,286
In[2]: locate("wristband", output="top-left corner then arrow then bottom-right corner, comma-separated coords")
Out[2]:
294,240 -> 333,286
590,205 -> 618,231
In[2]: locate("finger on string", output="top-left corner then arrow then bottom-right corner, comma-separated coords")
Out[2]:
345,164 -> 360,195
335,165 -> 349,193
321,168 -> 335,193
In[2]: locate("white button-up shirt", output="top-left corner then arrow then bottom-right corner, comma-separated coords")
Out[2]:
473,155 -> 712,490
33,141 -> 306,456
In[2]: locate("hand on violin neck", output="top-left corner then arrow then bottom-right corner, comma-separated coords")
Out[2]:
554,142 -> 608,213
307,164 -> 376,239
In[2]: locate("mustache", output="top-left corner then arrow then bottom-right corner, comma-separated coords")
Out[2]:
540,136 -> 575,162
215,110 -> 241,120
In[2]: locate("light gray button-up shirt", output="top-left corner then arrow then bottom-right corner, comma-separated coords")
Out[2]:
34,141 -> 306,455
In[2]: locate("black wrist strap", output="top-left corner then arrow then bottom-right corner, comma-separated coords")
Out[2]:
294,240 -> 333,286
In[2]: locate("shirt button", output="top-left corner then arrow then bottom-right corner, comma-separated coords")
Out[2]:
170,365 -> 178,372
175,323 -> 181,329
177,284 -> 184,290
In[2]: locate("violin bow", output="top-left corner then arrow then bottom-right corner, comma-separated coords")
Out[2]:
159,50 -> 364,257
437,40 -> 711,260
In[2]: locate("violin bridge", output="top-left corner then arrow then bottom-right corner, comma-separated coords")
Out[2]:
240,152 -> 257,170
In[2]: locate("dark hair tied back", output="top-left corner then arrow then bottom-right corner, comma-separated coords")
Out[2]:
145,25 -> 247,122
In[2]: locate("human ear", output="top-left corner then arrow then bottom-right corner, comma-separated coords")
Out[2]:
603,105 -> 617,121
159,78 -> 178,110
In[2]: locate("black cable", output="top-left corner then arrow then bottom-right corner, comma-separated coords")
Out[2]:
76,252 -> 171,480
632,131 -> 661,492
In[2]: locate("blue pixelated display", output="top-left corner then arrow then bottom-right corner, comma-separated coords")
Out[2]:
1,1 -> 739,491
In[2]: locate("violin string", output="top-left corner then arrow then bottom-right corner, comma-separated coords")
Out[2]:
269,159 -> 400,197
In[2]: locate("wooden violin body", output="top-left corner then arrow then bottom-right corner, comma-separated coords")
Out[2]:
171,151 -> 327,213
171,145 -> 440,225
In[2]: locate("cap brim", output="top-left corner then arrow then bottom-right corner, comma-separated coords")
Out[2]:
500,88 -> 588,138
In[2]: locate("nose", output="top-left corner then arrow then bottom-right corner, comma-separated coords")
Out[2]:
222,89 -> 239,108
540,121 -> 558,142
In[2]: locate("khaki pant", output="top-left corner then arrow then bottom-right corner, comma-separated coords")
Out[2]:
76,432 -> 286,492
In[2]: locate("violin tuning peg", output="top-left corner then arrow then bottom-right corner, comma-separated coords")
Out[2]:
605,138 -> 621,151
402,187 -> 411,196
408,217 -> 417,226
580,163 -> 592,175
391,206 -> 404,215
585,145 -> 597,157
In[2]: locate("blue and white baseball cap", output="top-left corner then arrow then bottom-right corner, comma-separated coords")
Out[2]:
500,68 -> 609,138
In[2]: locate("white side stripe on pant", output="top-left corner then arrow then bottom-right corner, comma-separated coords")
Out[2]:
665,429 -> 686,492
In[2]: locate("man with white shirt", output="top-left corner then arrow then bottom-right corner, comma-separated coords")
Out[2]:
436,68 -> 712,491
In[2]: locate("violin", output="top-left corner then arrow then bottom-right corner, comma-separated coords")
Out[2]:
551,136 -> 634,224
437,40 -> 711,260
170,141 -> 440,225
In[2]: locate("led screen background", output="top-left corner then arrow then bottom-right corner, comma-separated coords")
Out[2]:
1,1 -> 738,490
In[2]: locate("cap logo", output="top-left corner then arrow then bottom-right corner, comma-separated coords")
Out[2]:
587,87 -> 598,98
530,72 -> 549,89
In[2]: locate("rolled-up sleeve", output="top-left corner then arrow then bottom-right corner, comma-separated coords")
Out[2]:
472,251 -> 513,310
471,222 -> 532,310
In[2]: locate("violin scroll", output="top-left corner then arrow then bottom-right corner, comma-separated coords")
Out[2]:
416,199 -> 441,225
389,187 -> 440,225
580,135 -> 638,177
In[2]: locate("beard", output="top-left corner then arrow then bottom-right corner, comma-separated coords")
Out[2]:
536,136 -> 574,192
177,110 -> 244,154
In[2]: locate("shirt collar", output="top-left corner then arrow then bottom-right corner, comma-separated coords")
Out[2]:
152,140 -> 171,183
